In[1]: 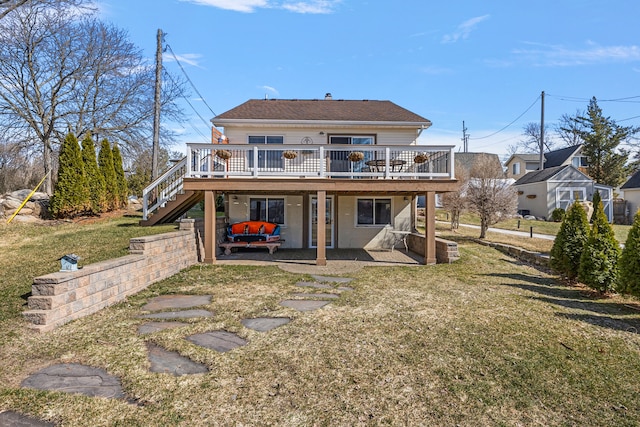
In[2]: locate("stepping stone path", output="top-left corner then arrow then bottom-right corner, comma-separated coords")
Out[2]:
17,279 -> 354,412
241,317 -> 291,332
187,331 -> 248,352
0,411 -> 55,427
21,363 -> 125,399
146,343 -> 208,375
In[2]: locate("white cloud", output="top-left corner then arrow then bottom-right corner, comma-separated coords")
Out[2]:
442,14 -> 490,44
163,53 -> 204,68
179,0 -> 268,13
179,0 -> 340,13
513,41 -> 640,66
419,65 -> 451,75
260,85 -> 280,96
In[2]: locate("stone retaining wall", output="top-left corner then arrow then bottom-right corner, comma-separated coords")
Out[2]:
23,220 -> 200,333
474,239 -> 549,267
406,234 -> 461,264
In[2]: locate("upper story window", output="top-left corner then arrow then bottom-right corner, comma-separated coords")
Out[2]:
512,162 -> 521,175
248,135 -> 284,169
572,156 -> 588,168
329,135 -> 375,145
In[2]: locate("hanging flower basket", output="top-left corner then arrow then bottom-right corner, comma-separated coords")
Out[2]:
348,151 -> 364,162
526,194 -> 537,199
517,191 -> 524,195
215,149 -> 232,160
283,150 -> 298,160
414,153 -> 428,164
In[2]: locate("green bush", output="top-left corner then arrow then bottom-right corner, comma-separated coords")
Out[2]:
578,199 -> 620,293
81,134 -> 107,214
590,191 -> 601,223
618,210 -> 640,296
112,143 -> 128,208
49,133 -> 89,218
98,139 -> 118,211
550,202 -> 589,280
551,208 -> 565,222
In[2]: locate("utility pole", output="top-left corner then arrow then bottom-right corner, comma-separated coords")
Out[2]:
539,91 -> 545,170
462,121 -> 469,152
152,29 -> 163,181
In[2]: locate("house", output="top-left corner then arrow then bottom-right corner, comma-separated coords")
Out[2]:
513,165 -> 613,221
455,152 -> 504,176
504,154 -> 540,180
141,96 -> 458,265
621,170 -> 640,218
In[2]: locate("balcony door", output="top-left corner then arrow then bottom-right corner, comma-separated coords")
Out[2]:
310,196 -> 334,248
329,135 -> 374,174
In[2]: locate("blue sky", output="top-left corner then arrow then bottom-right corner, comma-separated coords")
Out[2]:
98,0 -> 640,159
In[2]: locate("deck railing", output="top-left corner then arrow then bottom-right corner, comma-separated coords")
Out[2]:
142,144 -> 456,220
186,143 -> 455,180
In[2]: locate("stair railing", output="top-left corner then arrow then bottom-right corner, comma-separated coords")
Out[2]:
142,157 -> 187,220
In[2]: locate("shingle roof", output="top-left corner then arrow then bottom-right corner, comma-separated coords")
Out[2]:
544,145 -> 582,168
455,152 -> 504,175
514,165 -> 569,185
212,99 -> 432,125
621,170 -> 640,189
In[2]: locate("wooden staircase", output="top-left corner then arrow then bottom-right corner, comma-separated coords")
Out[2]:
139,190 -> 203,226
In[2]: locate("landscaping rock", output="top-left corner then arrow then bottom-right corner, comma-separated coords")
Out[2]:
0,411 -> 55,427
290,292 -> 339,299
295,281 -> 333,289
137,321 -> 188,335
311,275 -> 354,283
139,309 -> 213,320
141,295 -> 212,312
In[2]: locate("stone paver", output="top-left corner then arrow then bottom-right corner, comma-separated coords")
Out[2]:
337,286 -> 354,291
295,281 -> 333,289
141,295 -> 212,312
280,299 -> 330,312
311,275 -> 354,283
291,292 -> 339,299
139,309 -> 213,320
0,411 -> 55,427
186,331 -> 247,352
21,363 -> 125,399
241,317 -> 291,332
146,343 -> 208,375
137,321 -> 188,335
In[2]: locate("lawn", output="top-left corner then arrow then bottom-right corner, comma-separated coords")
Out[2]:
1,214 -> 640,425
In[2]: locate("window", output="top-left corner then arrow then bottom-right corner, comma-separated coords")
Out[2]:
329,135 -> 375,174
250,198 -> 285,224
512,162 -> 520,175
248,135 -> 284,169
572,156 -> 588,168
357,198 -> 391,225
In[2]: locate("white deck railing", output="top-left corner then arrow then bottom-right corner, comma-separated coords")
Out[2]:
186,143 -> 455,180
142,144 -> 455,220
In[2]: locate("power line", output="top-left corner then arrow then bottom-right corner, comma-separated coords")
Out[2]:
470,94 -> 540,140
165,44 -> 217,117
164,70 -> 211,129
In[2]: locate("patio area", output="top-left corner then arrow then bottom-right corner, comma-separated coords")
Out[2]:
214,248 -> 423,274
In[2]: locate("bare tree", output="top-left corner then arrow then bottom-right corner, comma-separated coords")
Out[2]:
508,122 -> 555,154
466,154 -> 518,238
556,110 -> 586,147
0,5 -> 185,194
441,159 -> 469,230
0,0 -> 90,20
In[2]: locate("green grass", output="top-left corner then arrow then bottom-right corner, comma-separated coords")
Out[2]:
1,212 -> 640,425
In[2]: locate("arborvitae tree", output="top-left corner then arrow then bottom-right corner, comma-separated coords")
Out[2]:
618,210 -> 640,296
578,199 -> 620,293
550,201 -> 589,280
81,134 -> 107,214
49,133 -> 89,218
111,143 -> 128,208
98,139 -> 118,211
590,190 -> 601,223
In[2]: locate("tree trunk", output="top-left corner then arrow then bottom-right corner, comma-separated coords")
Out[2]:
479,218 -> 488,239
43,139 -> 53,195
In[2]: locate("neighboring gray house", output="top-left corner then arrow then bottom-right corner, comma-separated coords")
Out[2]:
514,165 -> 613,221
621,170 -> 640,218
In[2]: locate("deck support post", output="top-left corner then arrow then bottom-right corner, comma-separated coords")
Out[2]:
424,191 -> 436,265
316,190 -> 327,266
204,190 -> 217,264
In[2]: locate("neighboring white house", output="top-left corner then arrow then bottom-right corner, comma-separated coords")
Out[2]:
621,170 -> 640,218
513,165 -> 613,221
